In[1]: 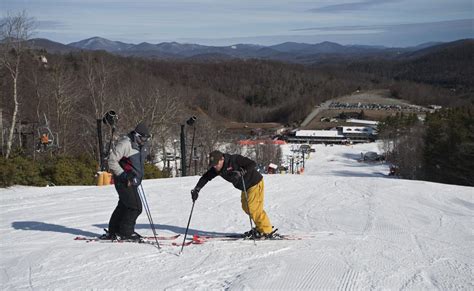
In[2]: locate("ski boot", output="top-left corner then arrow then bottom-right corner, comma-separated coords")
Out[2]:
261,228 -> 282,240
243,228 -> 262,239
117,232 -> 144,243
98,229 -> 117,240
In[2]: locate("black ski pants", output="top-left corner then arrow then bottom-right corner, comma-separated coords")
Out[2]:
108,181 -> 143,237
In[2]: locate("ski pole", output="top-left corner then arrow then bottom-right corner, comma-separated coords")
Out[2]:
241,175 -> 256,245
179,201 -> 195,255
137,182 -> 160,249
139,184 -> 160,249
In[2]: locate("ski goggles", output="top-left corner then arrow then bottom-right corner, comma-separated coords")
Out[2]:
135,132 -> 152,143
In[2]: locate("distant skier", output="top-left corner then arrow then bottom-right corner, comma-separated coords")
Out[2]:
37,133 -> 50,151
101,122 -> 151,241
191,150 -> 276,239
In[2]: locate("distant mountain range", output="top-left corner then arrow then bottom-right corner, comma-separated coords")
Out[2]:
26,36 -> 469,64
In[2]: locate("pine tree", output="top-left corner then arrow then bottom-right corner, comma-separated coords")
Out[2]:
424,106 -> 474,186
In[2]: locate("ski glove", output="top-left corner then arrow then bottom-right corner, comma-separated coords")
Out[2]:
191,187 -> 200,202
119,171 -> 136,184
234,168 -> 247,178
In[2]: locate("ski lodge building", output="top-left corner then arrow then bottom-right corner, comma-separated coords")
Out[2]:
345,119 -> 379,126
287,126 -> 377,144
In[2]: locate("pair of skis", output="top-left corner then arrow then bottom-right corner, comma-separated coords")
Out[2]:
79,176 -> 300,251
74,232 -> 310,248
74,234 -> 180,243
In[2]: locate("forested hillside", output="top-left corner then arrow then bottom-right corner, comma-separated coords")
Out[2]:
1,38 -> 472,160
345,39 -> 474,104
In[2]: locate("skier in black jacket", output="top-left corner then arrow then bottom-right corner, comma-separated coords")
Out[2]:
191,150 -> 274,238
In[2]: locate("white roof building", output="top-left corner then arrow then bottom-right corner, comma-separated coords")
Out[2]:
295,130 -> 344,138
341,126 -> 376,135
345,119 -> 379,126
289,127 -> 377,144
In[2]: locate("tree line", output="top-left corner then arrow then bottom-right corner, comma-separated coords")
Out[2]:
378,106 -> 474,186
1,12 -> 472,186
0,12 -> 373,161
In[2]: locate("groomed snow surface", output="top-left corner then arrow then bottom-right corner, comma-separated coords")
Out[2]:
1,143 -> 472,290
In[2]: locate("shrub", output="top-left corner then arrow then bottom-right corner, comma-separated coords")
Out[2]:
144,163 -> 170,179
0,156 -> 46,187
0,154 -> 171,187
0,155 -> 97,187
50,156 -> 97,186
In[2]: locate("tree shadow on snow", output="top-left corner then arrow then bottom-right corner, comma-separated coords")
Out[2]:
12,221 -> 99,237
342,153 -> 364,161
331,170 -> 388,178
94,223 -> 239,237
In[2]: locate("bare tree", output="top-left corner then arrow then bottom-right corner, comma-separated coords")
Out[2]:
27,57 -> 47,123
0,11 -> 35,158
387,125 -> 425,179
50,60 -> 79,153
83,53 -> 113,119
143,87 -> 181,165
114,76 -> 183,168
193,116 -> 224,174
80,53 -> 116,161
254,143 -> 282,170
378,113 -> 425,179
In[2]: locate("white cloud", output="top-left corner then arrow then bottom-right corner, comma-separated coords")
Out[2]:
4,0 -> 473,46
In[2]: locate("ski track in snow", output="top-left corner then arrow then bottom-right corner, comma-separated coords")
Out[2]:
1,143 -> 473,290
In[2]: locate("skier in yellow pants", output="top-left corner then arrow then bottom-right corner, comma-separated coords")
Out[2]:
191,150 -> 275,238
241,179 -> 272,234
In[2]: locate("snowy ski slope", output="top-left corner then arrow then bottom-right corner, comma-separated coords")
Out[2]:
1,143 -> 472,290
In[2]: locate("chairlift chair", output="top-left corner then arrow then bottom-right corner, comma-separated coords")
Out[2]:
36,114 -> 59,152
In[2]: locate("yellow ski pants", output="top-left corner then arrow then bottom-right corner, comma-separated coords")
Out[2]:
241,179 -> 273,234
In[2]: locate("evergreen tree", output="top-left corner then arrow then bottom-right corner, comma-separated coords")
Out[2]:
424,106 -> 474,186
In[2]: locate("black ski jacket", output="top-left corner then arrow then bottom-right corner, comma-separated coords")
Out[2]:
195,153 -> 262,191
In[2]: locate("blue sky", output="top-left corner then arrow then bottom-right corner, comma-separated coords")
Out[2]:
2,0 -> 473,47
